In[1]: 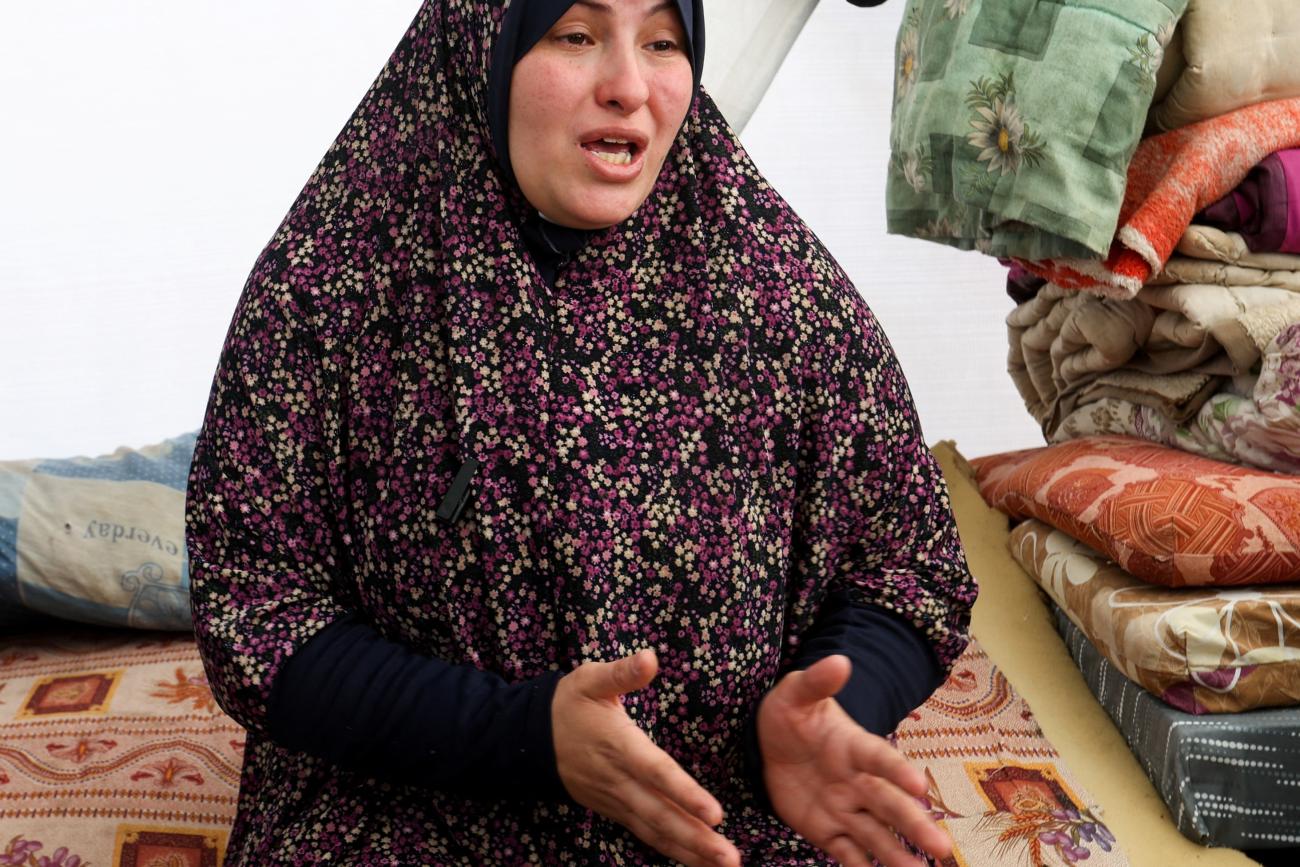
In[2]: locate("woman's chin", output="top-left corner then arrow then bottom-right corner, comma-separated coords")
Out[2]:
541,180 -> 659,231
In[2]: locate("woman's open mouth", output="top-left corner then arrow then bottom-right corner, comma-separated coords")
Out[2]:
582,137 -> 640,166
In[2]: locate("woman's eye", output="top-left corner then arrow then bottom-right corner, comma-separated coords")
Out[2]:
648,39 -> 679,53
559,32 -> 591,46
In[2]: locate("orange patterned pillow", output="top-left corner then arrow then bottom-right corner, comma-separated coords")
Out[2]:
971,436 -> 1300,587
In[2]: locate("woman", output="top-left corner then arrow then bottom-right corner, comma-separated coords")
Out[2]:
186,0 -> 977,863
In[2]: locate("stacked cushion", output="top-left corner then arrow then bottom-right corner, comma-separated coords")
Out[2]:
1054,606 -> 1300,849
1010,518 -> 1300,714
0,433 -> 196,631
972,436 -> 1300,587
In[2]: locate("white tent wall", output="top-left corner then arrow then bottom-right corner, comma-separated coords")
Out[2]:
0,0 -> 1041,460
742,1 -> 1042,458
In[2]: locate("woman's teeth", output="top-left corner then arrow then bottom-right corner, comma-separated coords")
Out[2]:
587,138 -> 635,165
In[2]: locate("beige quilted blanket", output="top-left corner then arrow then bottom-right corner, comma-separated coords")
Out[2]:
1150,0 -> 1300,131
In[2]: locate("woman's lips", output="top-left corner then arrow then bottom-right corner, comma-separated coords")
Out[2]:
580,138 -> 644,179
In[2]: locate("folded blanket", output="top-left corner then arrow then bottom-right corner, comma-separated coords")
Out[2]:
886,0 -> 1185,261
1056,320 -> 1300,474
1140,283 -> 1300,374
1008,284 -> 1153,433
1148,0 -> 1300,133
1017,99 -> 1300,298
1054,606 -> 1300,850
1199,149 -> 1300,253
1008,281 -> 1300,435
1076,370 -> 1222,424
1151,255 -> 1300,290
1176,223 -> 1300,270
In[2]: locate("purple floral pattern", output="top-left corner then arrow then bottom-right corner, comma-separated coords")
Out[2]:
184,0 -> 976,862
0,838 -> 85,867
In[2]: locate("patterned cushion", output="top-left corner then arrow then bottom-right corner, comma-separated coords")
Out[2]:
0,626 -> 240,865
1010,518 -> 1300,713
971,436 -> 1300,587
0,433 -> 196,630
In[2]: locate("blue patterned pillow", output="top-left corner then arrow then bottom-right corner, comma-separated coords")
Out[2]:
0,433 -> 196,631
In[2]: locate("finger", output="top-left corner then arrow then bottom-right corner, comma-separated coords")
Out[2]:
851,776 -> 952,862
823,835 -> 874,867
617,783 -> 740,867
626,742 -> 726,826
783,655 -> 852,709
580,648 -> 659,700
891,807 -> 953,862
840,811 -> 926,867
847,735 -> 927,797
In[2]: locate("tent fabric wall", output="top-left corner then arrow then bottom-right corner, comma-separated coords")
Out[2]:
704,0 -> 820,132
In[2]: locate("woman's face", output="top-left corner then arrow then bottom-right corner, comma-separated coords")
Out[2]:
508,0 -> 695,230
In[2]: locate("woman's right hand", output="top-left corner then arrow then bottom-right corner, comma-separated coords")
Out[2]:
552,648 -> 740,867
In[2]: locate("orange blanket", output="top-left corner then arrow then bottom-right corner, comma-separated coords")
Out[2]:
1019,99 -> 1300,298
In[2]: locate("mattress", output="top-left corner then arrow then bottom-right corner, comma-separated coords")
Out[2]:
1052,604 -> 1300,851
0,626 -> 1127,866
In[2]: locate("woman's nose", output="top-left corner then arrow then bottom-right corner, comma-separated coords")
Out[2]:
594,45 -> 651,114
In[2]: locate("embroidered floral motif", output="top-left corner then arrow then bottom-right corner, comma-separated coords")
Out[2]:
943,0 -> 972,19
891,145 -> 934,193
45,738 -> 117,764
129,757 -> 204,788
918,767 -> 965,821
915,216 -> 959,239
980,805 -> 1117,864
965,73 -> 1046,180
0,837 -> 87,867
148,668 -> 214,713
896,8 -> 923,101
1128,32 -> 1165,85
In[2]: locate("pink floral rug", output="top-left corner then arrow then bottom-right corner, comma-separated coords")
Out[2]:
0,629 -> 1122,866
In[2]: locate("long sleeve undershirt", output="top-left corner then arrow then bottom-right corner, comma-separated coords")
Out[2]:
267,591 -> 943,800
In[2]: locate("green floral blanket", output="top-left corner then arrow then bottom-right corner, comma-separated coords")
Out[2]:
886,0 -> 1187,261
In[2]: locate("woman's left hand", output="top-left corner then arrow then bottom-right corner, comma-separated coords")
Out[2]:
757,655 -> 952,867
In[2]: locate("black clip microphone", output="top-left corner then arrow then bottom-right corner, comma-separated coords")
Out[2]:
436,457 -> 480,524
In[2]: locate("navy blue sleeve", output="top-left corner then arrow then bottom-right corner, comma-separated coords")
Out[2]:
791,592 -> 945,732
743,592 -> 945,804
267,613 -> 565,797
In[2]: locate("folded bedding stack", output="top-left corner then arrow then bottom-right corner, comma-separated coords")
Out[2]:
887,0 -> 1300,853
966,438 -> 1300,850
